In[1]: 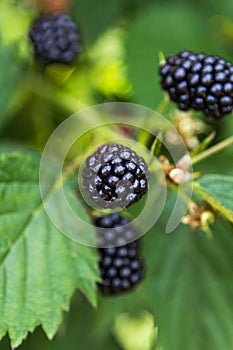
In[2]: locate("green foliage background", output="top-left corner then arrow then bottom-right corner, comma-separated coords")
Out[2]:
0,0 -> 232,349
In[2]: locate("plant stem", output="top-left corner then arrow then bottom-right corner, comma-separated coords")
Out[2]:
157,94 -> 170,115
192,135 -> 233,165
139,96 -> 170,147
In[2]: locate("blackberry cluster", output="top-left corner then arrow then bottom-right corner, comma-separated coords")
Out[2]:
160,51 -> 233,118
82,144 -> 149,209
29,12 -> 81,65
96,213 -> 145,296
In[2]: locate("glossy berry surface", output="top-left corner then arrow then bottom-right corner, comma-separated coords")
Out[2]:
96,213 -> 145,296
82,144 -> 149,209
160,51 -> 233,118
29,12 -> 80,64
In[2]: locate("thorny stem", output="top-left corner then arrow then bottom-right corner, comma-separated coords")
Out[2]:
191,135 -> 233,165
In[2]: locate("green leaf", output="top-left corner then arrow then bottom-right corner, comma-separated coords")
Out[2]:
54,196 -> 233,350
0,151 -> 99,348
143,197 -> 233,350
14,198 -> 233,350
0,40 -> 22,124
194,174 -> 233,223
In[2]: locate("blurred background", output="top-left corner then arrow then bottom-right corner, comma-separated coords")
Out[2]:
0,0 -> 233,349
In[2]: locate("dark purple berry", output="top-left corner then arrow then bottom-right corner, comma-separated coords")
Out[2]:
96,214 -> 145,296
29,11 -> 81,64
159,50 -> 233,118
82,144 -> 149,209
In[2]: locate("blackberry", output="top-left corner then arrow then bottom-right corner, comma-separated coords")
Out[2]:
82,144 -> 149,209
29,12 -> 81,65
160,51 -> 233,118
96,213 -> 145,296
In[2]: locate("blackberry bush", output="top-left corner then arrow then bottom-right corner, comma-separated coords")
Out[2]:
95,213 -> 145,296
2,2 -> 233,349
29,11 -> 81,65
160,51 -> 233,119
82,143 -> 149,209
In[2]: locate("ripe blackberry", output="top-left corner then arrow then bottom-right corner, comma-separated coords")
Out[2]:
96,213 -> 145,296
29,12 -> 81,65
82,144 -> 149,209
160,51 -> 233,118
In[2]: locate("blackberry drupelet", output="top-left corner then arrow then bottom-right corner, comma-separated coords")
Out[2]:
29,12 -> 81,65
82,143 -> 149,209
160,51 -> 233,118
96,213 -> 145,296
